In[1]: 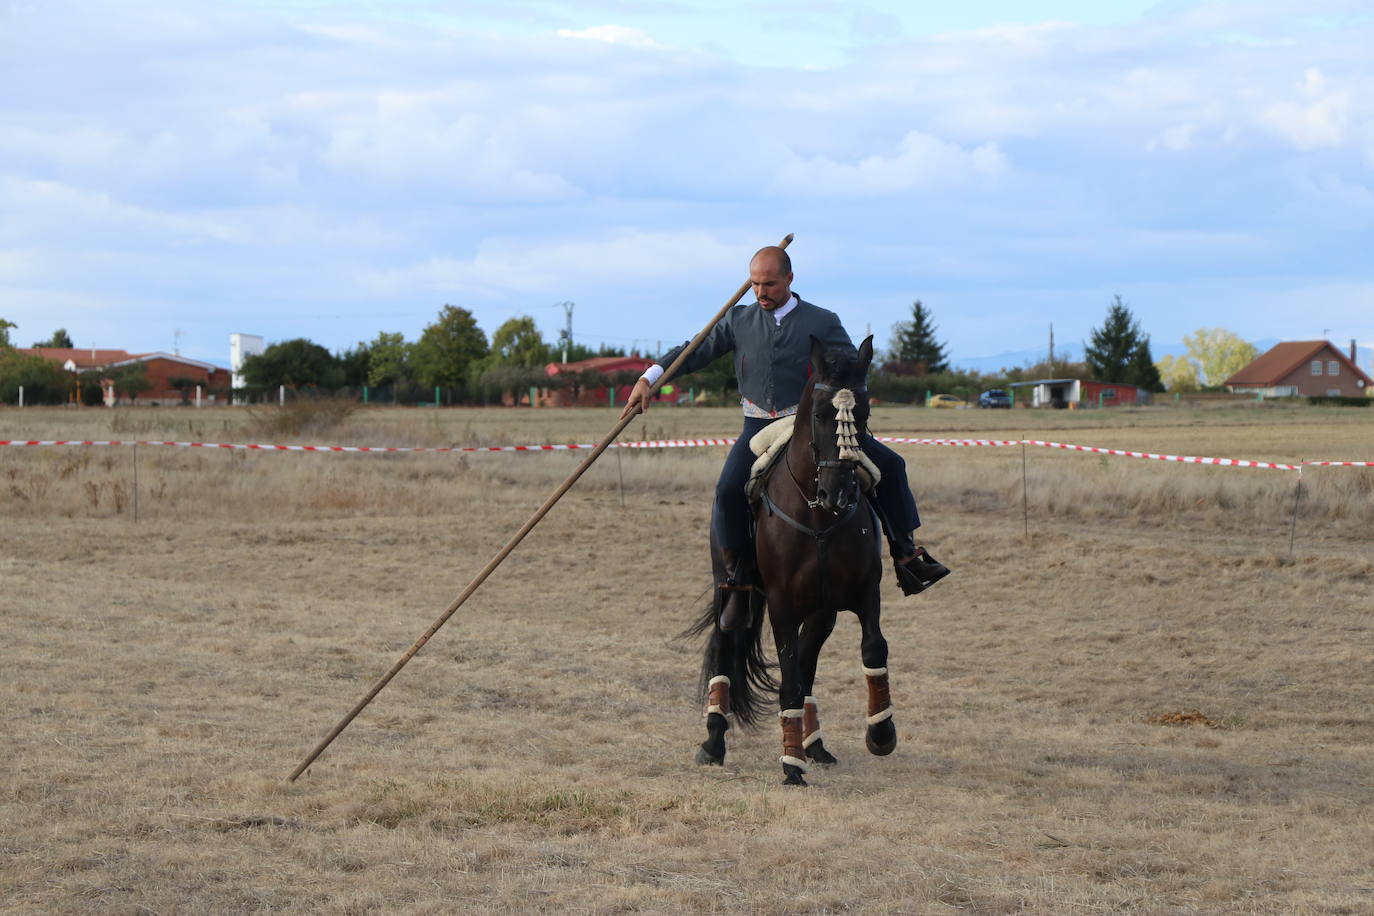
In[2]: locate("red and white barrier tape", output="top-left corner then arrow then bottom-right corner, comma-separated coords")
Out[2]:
1,436 -> 1368,471
877,437 -> 1024,447
1023,439 -> 1302,471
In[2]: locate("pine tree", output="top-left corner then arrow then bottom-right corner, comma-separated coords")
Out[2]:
889,300 -> 948,375
1128,338 -> 1163,391
1084,295 -> 1161,390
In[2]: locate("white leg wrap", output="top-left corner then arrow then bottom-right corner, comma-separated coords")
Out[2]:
779,755 -> 809,771
802,729 -> 825,749
867,707 -> 894,726
779,707 -> 804,719
708,675 -> 731,688
705,705 -> 728,716
862,666 -> 888,677
804,695 -> 818,706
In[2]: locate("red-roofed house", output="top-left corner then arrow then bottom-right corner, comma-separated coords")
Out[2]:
19,348 -> 233,406
19,348 -> 137,372
1224,340 -> 1373,398
541,355 -> 669,407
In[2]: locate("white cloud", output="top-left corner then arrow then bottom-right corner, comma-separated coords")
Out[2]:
365,229 -> 742,298
556,25 -> 667,50
1261,67 -> 1353,150
3,0 -> 1373,360
772,131 -> 1007,197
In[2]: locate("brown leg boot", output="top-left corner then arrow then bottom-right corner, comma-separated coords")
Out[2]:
717,547 -> 754,632
891,533 -> 950,596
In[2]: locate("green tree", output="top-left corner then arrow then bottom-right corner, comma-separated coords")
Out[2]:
887,300 -> 949,375
366,332 -> 413,388
1084,295 -> 1162,390
488,316 -> 549,368
1182,328 -> 1259,388
239,338 -> 344,391
168,376 -> 199,406
0,318 -> 15,348
0,348 -> 73,404
111,363 -> 152,404
33,328 -> 74,348
77,369 -> 107,406
562,340 -> 625,362
411,304 -> 489,394
1128,337 -> 1163,391
337,342 -> 372,388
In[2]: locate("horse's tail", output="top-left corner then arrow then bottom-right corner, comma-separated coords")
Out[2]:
684,589 -> 776,728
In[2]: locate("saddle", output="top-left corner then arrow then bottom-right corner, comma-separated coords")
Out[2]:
743,421 -> 880,504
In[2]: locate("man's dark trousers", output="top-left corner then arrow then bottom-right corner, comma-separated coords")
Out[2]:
711,417 -> 921,552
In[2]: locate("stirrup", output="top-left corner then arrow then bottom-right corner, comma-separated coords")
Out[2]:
893,547 -> 950,597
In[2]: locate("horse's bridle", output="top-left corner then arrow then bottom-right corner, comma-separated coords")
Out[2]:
786,382 -> 868,515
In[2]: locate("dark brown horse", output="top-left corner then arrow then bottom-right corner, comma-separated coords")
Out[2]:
691,335 -> 895,786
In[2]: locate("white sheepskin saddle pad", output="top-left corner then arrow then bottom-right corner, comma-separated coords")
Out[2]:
745,419 -> 879,500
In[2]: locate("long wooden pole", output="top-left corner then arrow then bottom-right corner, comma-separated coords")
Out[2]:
287,232 -> 794,781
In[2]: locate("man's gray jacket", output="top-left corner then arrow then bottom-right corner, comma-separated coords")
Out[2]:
658,296 -> 855,414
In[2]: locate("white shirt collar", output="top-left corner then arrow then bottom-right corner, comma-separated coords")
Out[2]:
765,294 -> 798,325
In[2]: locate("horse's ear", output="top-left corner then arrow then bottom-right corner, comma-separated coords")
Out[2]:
857,335 -> 874,376
809,335 -> 825,377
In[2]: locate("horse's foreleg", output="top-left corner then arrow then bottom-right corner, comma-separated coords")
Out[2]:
857,594 -> 897,756
797,612 -> 838,767
772,621 -> 808,786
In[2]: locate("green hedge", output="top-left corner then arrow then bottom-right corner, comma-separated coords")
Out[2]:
1307,395 -> 1372,407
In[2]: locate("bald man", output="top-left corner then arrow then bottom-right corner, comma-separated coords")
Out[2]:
621,247 -> 948,630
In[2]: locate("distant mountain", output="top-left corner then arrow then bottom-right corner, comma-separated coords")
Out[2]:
950,343 -> 1083,375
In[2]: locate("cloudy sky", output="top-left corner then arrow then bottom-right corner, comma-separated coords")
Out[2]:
2,0 -> 1371,369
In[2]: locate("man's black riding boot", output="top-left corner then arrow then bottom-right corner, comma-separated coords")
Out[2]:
717,547 -> 754,632
890,532 -> 950,597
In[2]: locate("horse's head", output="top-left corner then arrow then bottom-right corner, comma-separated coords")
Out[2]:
804,334 -> 874,515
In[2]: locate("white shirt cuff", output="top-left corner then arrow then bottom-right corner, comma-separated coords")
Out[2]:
641,364 -> 665,385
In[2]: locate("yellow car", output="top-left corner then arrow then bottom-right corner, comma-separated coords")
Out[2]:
927,393 -> 966,409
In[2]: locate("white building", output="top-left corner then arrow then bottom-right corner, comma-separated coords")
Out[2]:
229,333 -> 265,403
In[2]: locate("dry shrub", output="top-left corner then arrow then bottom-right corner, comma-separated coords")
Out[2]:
1146,709 -> 1223,728
246,396 -> 360,440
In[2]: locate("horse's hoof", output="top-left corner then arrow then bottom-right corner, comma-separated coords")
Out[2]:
866,720 -> 897,756
781,764 -> 808,787
695,746 -> 724,766
806,741 -> 839,767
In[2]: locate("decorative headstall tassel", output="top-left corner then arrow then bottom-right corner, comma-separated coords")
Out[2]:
779,708 -> 808,771
802,695 -> 823,749
832,388 -> 863,461
705,675 -> 731,719
863,665 -> 893,725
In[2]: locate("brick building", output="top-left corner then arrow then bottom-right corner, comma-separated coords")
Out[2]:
539,355 -> 677,407
1224,340 -> 1373,398
19,348 -> 232,406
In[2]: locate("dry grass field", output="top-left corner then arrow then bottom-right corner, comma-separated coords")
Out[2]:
2,402 -> 1372,914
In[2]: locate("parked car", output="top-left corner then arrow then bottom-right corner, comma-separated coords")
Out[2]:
977,388 -> 1012,408
927,393 -> 966,409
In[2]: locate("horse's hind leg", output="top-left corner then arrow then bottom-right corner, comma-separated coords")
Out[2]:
695,625 -> 732,766
798,611 -> 839,767
857,596 -> 897,756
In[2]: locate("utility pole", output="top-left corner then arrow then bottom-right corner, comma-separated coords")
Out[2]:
174,328 -> 183,356
1048,323 -> 1055,373
556,302 -> 574,364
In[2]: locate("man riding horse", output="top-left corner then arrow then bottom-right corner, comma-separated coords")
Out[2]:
620,246 -> 949,628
